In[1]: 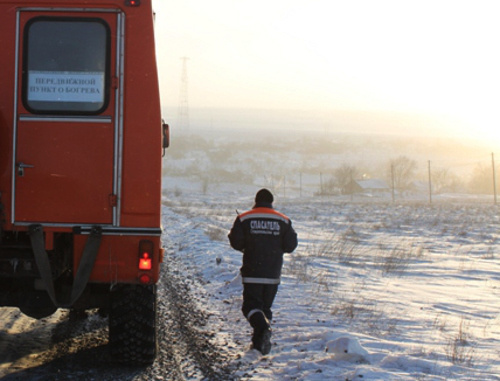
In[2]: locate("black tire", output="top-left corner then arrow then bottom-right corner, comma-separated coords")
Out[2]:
109,284 -> 157,365
19,292 -> 57,319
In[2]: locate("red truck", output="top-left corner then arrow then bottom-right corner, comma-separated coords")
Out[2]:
0,0 -> 167,364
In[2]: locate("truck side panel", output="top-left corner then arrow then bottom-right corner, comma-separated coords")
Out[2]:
120,7 -> 162,228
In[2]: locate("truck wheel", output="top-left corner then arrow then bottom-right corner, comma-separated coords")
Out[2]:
109,284 -> 157,364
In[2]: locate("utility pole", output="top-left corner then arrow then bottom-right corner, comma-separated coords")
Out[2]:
350,169 -> 353,202
391,163 -> 395,203
299,172 -> 302,198
428,160 -> 432,204
492,153 -> 497,204
178,56 -> 190,133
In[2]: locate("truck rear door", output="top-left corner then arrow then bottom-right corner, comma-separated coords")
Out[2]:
13,9 -> 121,225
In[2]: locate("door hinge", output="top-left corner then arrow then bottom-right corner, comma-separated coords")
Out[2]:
109,194 -> 118,207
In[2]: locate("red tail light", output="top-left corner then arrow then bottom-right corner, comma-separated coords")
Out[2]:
125,0 -> 141,6
138,240 -> 153,270
139,253 -> 152,270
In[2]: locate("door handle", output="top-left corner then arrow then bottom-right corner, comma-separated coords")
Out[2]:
16,162 -> 34,177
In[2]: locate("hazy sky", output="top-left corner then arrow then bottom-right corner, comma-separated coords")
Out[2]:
152,0 -> 500,144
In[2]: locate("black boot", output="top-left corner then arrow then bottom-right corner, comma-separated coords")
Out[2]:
258,326 -> 272,355
249,311 -> 272,355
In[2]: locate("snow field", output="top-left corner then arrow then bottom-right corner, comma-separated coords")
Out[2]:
161,180 -> 500,380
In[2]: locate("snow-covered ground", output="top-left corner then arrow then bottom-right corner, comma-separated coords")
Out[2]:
162,177 -> 500,380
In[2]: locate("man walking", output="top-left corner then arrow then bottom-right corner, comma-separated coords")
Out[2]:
228,189 -> 298,354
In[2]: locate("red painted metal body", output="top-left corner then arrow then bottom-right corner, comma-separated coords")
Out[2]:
0,0 -> 163,304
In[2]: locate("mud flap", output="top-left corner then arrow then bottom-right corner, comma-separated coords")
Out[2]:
29,224 -> 102,308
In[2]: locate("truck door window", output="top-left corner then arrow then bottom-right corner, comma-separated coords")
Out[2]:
23,17 -> 110,114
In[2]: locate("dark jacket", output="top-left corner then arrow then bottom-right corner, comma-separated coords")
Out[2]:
228,202 -> 298,284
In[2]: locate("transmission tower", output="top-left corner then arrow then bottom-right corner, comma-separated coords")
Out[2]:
177,56 -> 190,133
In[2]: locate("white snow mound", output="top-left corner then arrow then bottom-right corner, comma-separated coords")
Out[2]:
325,336 -> 370,362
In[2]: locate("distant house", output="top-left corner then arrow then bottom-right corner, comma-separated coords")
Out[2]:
408,180 -> 429,194
348,179 -> 390,194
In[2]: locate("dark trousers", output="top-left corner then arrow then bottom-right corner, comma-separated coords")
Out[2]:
242,283 -> 279,322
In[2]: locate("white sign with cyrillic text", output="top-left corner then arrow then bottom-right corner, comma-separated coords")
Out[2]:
28,71 -> 104,103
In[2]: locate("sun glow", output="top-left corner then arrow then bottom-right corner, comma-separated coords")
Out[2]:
153,0 -> 500,146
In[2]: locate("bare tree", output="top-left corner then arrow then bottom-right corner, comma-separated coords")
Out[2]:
468,163 -> 492,194
431,167 -> 450,194
389,156 -> 417,192
334,164 -> 359,195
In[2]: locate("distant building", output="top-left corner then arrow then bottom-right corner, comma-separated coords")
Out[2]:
408,180 -> 428,194
348,179 -> 390,195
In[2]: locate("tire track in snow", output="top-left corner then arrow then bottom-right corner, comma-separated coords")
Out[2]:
146,250 -> 239,381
